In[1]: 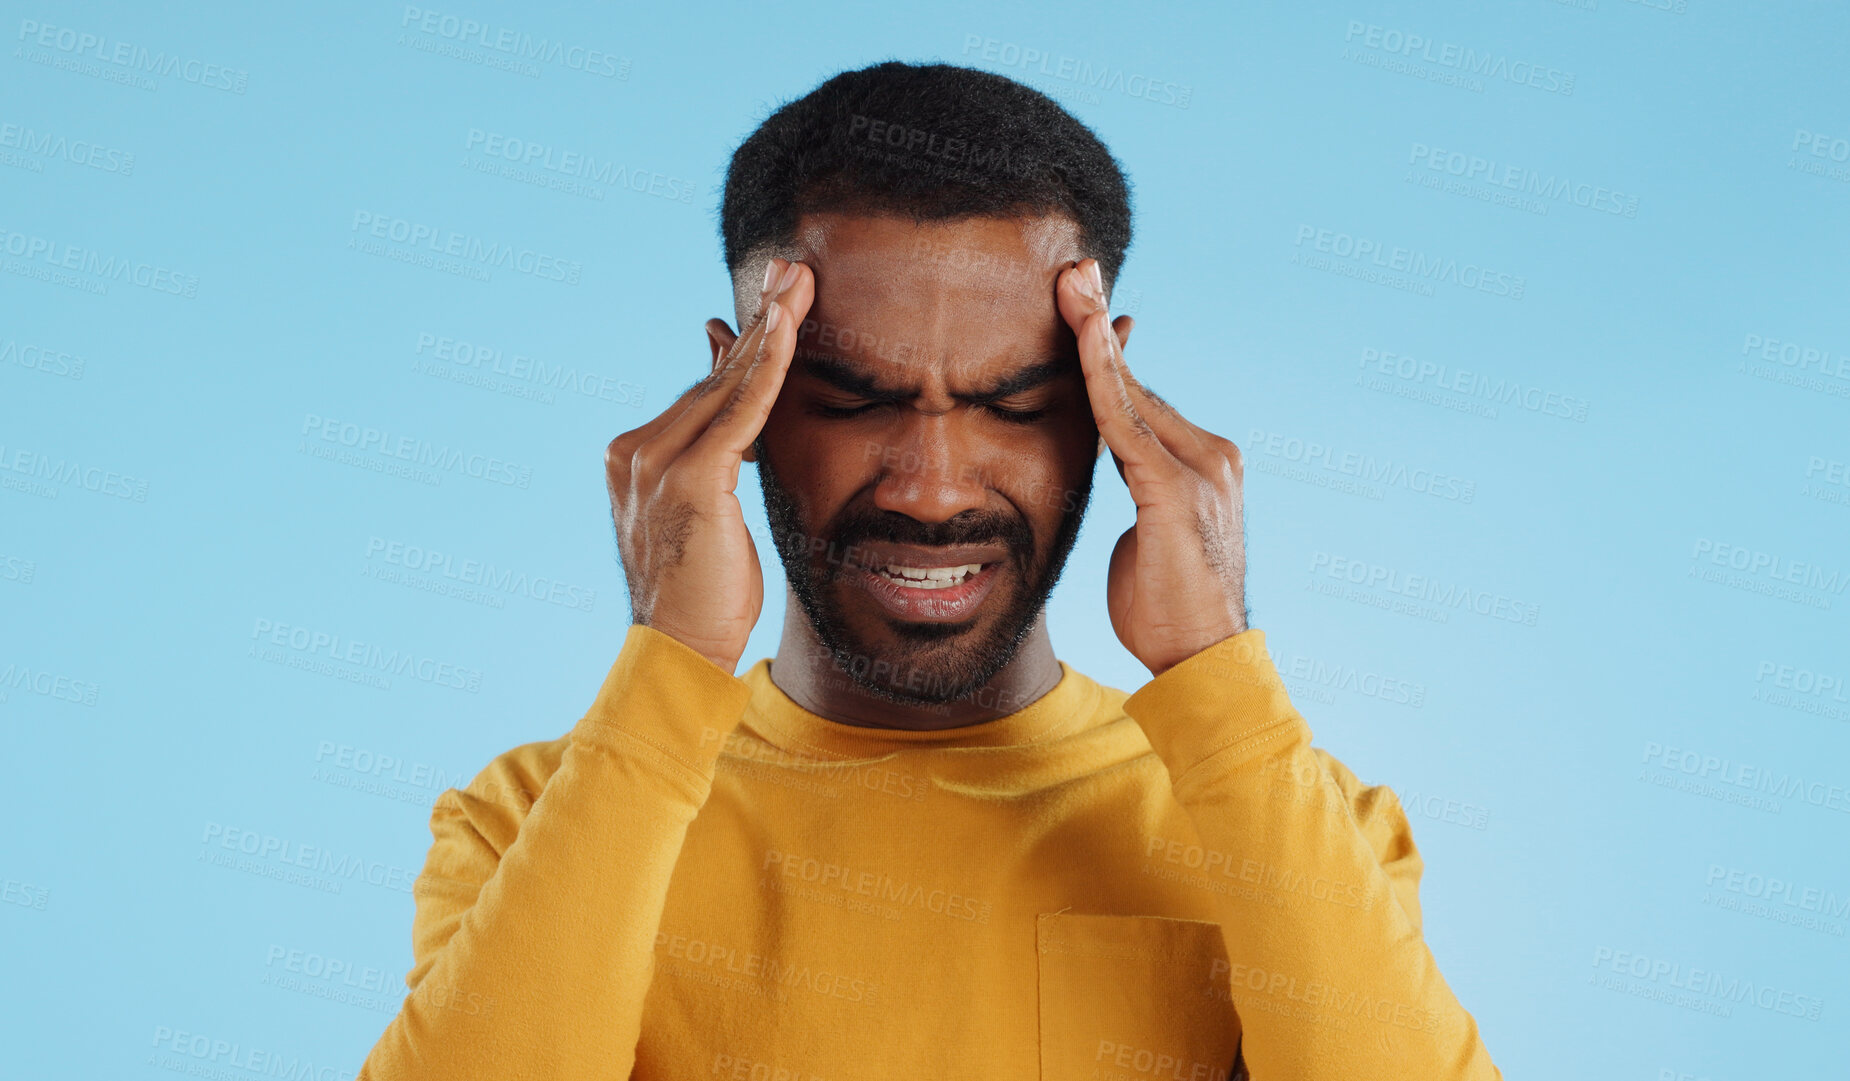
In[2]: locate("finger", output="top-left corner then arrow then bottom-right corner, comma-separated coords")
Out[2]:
651,259 -> 805,457
628,347 -> 745,449
1055,262 -> 1210,456
690,261 -> 816,464
668,261 -> 786,418
1098,314 -> 1134,488
613,260 -> 787,455
1054,263 -> 1180,487
1101,329 -> 1241,481
1087,310 -> 1243,494
1079,311 -> 1180,498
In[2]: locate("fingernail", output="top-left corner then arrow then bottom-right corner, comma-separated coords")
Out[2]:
762,260 -> 781,295
1071,261 -> 1096,300
776,261 -> 800,295
1085,260 -> 1104,299
765,300 -> 783,332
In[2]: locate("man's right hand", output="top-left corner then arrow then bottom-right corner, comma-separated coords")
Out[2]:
605,258 -> 815,674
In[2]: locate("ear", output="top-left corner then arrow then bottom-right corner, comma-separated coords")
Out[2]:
705,317 -> 738,372
703,317 -> 756,461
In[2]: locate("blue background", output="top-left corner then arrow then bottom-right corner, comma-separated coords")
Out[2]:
4,1 -> 1847,1077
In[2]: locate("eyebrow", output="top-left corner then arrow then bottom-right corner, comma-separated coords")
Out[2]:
795,350 -> 1070,404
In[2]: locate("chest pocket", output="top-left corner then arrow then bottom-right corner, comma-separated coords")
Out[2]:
1037,912 -> 1244,1081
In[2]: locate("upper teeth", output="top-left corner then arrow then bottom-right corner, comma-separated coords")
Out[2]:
879,563 -> 983,588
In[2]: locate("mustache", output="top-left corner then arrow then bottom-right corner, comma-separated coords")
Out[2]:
823,507 -> 1034,567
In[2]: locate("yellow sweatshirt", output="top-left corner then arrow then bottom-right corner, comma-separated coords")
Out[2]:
357,624 -> 1501,1080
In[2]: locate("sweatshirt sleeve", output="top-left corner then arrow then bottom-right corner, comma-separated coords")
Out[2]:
1122,629 -> 1500,1080
357,624 -> 755,1080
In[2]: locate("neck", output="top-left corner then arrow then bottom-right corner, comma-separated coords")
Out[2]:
768,591 -> 1064,731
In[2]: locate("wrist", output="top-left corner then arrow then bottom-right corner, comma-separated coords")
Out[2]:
1124,628 -> 1312,787
635,617 -> 741,676
1139,610 -> 1248,678
579,624 -> 756,780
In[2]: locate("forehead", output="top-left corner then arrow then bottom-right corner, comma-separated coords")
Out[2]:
778,212 -> 1086,384
792,211 -> 1082,300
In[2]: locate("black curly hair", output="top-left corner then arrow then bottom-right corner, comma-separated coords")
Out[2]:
719,60 -> 1133,295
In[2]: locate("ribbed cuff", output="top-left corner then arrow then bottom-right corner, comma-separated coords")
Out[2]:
1122,629 -> 1312,787
573,624 -> 756,784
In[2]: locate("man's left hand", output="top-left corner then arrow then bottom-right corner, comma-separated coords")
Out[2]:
1057,258 -> 1248,677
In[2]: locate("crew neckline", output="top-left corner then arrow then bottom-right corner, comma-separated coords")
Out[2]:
738,657 -> 1103,760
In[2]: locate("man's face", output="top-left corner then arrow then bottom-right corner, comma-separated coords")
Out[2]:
752,212 -> 1102,708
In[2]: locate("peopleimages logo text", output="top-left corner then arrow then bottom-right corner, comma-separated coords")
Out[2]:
0,226 -> 199,296
1408,143 -> 1636,216
249,618 -> 484,692
960,35 -> 1193,108
15,19 -> 249,92
1293,225 -> 1525,299
300,413 -> 533,489
399,7 -> 627,78
0,121 -> 135,174
463,130 -> 695,202
349,212 -> 582,284
1342,21 -> 1574,95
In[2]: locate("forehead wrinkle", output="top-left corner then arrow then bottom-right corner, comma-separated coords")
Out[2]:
795,289 -> 1071,397
800,296 -> 1009,394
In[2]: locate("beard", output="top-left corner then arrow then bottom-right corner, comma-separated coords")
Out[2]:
755,437 -> 1093,710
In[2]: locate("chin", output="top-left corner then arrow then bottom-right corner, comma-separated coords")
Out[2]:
835,576 -> 1005,646
822,605 -> 1029,708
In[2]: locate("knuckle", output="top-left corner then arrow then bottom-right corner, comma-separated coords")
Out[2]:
606,433 -> 638,472
632,440 -> 669,480
1221,439 -> 1244,478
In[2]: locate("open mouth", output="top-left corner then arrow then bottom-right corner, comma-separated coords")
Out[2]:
872,563 -> 988,589
850,559 -> 1006,622
834,540 -> 1014,622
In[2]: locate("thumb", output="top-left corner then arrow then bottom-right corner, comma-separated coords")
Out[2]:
1107,526 -> 1138,648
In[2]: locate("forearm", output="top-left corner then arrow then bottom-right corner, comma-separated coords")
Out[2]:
1125,630 -> 1500,1080
359,626 -> 753,1080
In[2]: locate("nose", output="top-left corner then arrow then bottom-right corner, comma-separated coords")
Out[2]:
869,413 -> 990,524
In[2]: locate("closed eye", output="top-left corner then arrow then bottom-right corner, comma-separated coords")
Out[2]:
812,400 -> 893,418
984,403 -> 1048,424
813,400 -> 1048,423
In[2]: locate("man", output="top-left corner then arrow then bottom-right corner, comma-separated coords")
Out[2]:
359,62 -> 1501,1080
